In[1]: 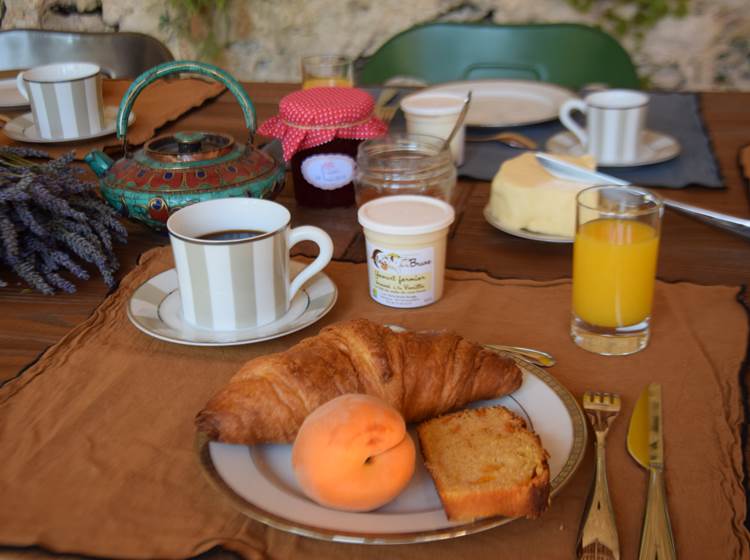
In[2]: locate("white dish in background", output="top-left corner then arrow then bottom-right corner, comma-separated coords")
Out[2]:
197,359 -> 587,544
127,261 -> 337,347
424,80 -> 576,128
0,77 -> 28,109
483,204 -> 573,244
3,105 -> 135,143
545,129 -> 681,167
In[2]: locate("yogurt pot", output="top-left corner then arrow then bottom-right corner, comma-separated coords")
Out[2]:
357,195 -> 455,308
400,91 -> 466,166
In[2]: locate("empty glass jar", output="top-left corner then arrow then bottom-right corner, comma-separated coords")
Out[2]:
353,133 -> 457,206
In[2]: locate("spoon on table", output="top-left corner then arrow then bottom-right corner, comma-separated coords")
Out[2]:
465,131 -> 539,150
483,344 -> 556,368
443,90 -> 472,150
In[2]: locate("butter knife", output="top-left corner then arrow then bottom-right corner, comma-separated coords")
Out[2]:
626,384 -> 677,560
534,152 -> 750,240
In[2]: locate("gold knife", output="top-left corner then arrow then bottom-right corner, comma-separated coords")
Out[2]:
627,384 -> 677,560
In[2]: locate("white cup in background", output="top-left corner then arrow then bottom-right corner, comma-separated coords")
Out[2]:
16,62 -> 104,140
558,89 -> 649,165
167,198 -> 333,331
400,91 -> 465,166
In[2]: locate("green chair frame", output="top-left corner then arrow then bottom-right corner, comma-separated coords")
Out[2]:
357,22 -> 640,90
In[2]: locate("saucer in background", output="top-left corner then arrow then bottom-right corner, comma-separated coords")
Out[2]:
546,129 -> 681,167
3,105 -> 135,143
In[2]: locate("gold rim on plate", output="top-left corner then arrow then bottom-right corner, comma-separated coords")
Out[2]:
196,354 -> 587,545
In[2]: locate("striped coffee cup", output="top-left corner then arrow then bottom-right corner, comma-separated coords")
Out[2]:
559,89 -> 649,165
16,62 -> 104,140
167,198 -> 333,331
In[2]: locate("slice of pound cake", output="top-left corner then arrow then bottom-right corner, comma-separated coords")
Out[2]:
417,405 -> 550,521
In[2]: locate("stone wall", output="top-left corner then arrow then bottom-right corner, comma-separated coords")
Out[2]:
1,0 -> 748,91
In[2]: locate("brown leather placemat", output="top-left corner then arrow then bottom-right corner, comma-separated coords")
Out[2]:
0,78 -> 225,159
0,246 -> 748,559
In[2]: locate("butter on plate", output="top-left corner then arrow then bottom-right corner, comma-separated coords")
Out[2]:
489,153 -> 596,238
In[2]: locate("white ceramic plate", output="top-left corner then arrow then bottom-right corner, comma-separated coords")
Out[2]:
197,358 -> 587,544
424,80 -> 576,128
0,77 -> 28,109
127,261 -> 337,347
545,129 -> 681,167
3,105 -> 135,144
483,205 -> 573,244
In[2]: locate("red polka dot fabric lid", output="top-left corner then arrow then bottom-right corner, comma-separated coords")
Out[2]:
257,87 -> 388,162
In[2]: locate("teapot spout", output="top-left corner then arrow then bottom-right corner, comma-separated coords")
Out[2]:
84,150 -> 114,178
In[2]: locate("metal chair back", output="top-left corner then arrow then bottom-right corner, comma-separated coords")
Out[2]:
0,29 -> 174,78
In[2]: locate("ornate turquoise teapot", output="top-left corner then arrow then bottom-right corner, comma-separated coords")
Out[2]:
85,61 -> 285,230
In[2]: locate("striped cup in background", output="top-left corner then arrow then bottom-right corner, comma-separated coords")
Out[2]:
16,62 -> 104,140
167,198 -> 333,332
559,89 -> 649,165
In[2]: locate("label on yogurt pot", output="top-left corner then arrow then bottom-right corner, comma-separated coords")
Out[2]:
301,153 -> 355,190
366,241 -> 434,308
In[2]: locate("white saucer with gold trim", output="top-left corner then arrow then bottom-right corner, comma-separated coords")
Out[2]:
127,261 -> 337,346
3,105 -> 135,144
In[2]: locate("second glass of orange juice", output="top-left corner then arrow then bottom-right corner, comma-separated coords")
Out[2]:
301,55 -> 353,89
571,185 -> 663,355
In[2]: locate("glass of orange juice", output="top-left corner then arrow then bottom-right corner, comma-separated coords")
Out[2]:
571,185 -> 663,355
301,55 -> 353,89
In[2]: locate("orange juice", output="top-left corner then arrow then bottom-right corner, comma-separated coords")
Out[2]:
302,77 -> 353,89
572,218 -> 659,327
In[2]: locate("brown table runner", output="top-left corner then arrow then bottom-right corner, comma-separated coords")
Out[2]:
0,78 -> 226,159
0,246 -> 748,559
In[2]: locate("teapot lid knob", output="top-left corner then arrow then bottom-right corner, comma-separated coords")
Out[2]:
175,131 -> 207,154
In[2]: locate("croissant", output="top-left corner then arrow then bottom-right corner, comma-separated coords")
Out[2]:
196,318 -> 522,444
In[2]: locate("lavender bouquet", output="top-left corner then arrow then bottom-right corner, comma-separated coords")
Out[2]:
0,147 -> 127,294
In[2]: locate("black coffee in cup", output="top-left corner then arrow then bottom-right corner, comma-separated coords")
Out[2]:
197,229 -> 265,241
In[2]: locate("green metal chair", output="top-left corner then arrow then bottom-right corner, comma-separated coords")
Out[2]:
357,22 -> 640,90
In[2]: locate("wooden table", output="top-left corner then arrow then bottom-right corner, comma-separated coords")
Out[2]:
2,83 -> 748,382
0,84 -> 748,560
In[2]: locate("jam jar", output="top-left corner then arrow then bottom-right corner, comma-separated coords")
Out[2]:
258,87 -> 387,208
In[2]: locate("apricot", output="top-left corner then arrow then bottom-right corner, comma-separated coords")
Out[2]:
291,393 -> 416,512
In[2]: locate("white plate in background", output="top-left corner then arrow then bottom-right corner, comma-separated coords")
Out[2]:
424,80 -> 576,128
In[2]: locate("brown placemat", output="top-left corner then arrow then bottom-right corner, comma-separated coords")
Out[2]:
0,78 -> 225,159
741,143 -> 750,186
0,246 -> 748,559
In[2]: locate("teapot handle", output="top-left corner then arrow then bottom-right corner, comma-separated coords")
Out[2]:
116,60 -> 256,155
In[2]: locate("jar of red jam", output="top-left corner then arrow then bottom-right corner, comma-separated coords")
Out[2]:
258,87 -> 387,208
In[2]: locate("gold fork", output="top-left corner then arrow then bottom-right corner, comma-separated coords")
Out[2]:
578,391 -> 621,560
